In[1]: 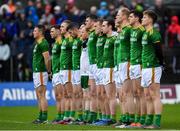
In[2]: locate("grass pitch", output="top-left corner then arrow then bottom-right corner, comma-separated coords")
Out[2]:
0,104 -> 180,130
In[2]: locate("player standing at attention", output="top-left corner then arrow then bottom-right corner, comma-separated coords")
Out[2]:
32,25 -> 51,124
67,23 -> 84,123
112,18 -> 123,127
85,15 -> 98,123
115,8 -> 135,128
50,25 -> 64,123
93,19 -> 107,123
128,10 -> 147,127
58,20 -> 74,124
79,24 -> 90,123
141,10 -> 163,129
100,19 -> 116,126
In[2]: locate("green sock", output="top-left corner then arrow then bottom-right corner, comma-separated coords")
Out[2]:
125,113 -> 129,122
41,111 -> 47,121
154,114 -> 161,127
99,113 -> 102,120
81,76 -> 89,89
77,111 -> 83,121
102,114 -> 106,119
129,114 -> 135,123
64,111 -> 70,118
120,114 -> 126,123
83,110 -> 89,121
106,114 -> 111,119
56,113 -> 62,120
88,112 -> 97,122
38,111 -> 42,120
134,114 -> 140,123
145,114 -> 154,126
61,112 -> 64,120
140,114 -> 146,125
70,111 -> 76,118
110,114 -> 116,121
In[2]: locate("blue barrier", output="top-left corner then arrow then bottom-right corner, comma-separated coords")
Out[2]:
0,82 -> 56,106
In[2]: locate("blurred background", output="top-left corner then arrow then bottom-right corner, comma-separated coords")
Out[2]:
0,0 -> 180,84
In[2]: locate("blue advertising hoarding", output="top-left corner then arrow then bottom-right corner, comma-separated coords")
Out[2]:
0,82 -> 56,106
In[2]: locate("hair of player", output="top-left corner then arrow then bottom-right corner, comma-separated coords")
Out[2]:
51,25 -> 60,30
120,7 -> 130,17
62,20 -> 71,26
96,18 -> 104,24
104,18 -> 115,31
130,10 -> 143,23
35,25 -> 45,35
143,10 -> 158,24
67,22 -> 79,31
86,14 -> 97,21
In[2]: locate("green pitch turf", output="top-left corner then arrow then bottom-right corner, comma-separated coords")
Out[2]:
0,104 -> 180,130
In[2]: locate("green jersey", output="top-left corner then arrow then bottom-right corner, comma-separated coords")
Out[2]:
117,25 -> 131,64
142,28 -> 161,68
72,37 -> 82,70
103,35 -> 115,68
33,38 -> 49,72
60,37 -> 73,70
96,35 -> 106,68
114,33 -> 121,66
87,31 -> 97,64
130,26 -> 145,65
52,39 -> 62,74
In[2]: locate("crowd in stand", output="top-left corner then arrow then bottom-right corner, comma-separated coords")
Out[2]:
0,0 -> 180,82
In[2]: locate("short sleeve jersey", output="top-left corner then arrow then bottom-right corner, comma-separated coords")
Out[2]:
96,35 -> 106,68
130,26 -> 145,65
103,35 -> 115,68
33,38 -> 49,72
72,38 -> 82,70
60,37 -> 73,70
142,28 -> 162,68
52,39 -> 62,74
87,31 -> 98,64
117,25 -> 131,64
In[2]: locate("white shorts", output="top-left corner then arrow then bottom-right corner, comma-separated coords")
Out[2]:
130,64 -> 141,80
114,66 -> 122,88
103,68 -> 114,85
89,64 -> 98,80
72,70 -> 81,85
52,73 -> 61,87
59,70 -> 72,85
80,48 -> 90,76
141,67 -> 162,88
33,72 -> 48,88
96,68 -> 104,85
118,62 -> 130,83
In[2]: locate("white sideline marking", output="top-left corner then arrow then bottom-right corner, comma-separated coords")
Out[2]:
0,120 -> 26,124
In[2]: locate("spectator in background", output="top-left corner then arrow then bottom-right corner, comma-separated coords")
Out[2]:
97,1 -> 109,18
0,39 -> 10,81
28,6 -> 39,26
16,10 -> 28,36
114,0 -> 127,8
40,4 -> 55,25
168,16 -> 180,47
36,0 -> 44,19
3,12 -> 18,43
24,20 -> 34,70
54,5 -> 67,25
25,0 -> 35,17
0,1 -> 9,15
7,0 -> 16,14
167,15 -> 180,74
90,6 -> 97,15
151,0 -> 169,42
